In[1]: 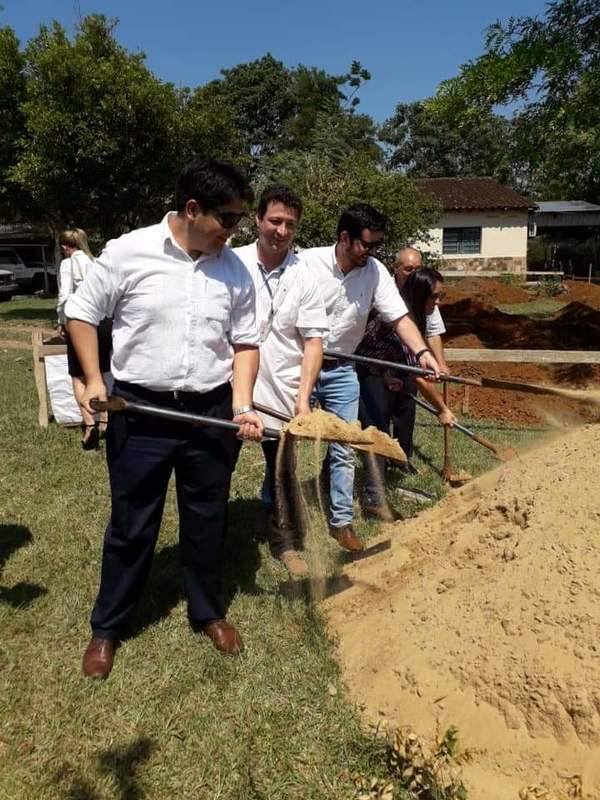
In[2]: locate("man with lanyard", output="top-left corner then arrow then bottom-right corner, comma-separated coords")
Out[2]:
300,204 -> 440,551
390,247 -> 449,467
66,158 -> 264,679
234,185 -> 328,577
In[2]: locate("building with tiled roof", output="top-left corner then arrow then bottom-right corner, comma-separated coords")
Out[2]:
414,177 -> 535,275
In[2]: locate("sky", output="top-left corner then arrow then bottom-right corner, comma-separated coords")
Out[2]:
2,0 -> 550,122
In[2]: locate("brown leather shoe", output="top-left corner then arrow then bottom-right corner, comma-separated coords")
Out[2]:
328,524 -> 364,552
362,504 -> 401,523
202,619 -> 244,656
82,636 -> 115,679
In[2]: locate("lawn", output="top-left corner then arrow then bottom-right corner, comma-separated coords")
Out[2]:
0,298 -> 547,799
496,297 -> 567,319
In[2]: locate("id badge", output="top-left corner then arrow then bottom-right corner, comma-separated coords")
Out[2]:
259,318 -> 272,342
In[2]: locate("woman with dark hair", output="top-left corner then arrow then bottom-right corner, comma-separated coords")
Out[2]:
356,266 -> 455,520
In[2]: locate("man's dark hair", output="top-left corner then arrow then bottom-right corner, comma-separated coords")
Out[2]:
400,267 -> 444,336
336,203 -> 387,241
175,157 -> 253,213
257,184 -> 303,220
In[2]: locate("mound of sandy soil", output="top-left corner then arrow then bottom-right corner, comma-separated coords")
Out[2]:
325,424 -> 600,799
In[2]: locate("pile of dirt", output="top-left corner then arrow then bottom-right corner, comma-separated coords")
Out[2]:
439,299 -> 600,424
325,423 -> 600,799
442,277 -> 532,306
564,281 -> 600,310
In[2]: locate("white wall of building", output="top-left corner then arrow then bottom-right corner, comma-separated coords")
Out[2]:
424,210 -> 529,260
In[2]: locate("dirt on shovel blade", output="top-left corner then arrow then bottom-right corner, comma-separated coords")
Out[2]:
284,409 -> 373,444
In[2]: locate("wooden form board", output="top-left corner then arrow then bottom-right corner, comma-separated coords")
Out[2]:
31,328 -> 67,427
446,349 -> 600,364
445,347 -> 600,415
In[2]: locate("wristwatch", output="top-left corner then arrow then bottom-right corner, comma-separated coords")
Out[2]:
232,405 -> 254,416
415,348 -> 432,361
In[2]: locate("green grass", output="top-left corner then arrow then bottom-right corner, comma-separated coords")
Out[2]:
0,296 -> 57,328
496,298 -> 567,319
0,302 -> 549,799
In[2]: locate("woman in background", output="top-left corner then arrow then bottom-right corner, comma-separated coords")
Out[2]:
57,228 -> 110,449
357,267 -> 455,519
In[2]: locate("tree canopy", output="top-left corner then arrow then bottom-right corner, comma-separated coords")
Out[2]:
426,0 -> 600,201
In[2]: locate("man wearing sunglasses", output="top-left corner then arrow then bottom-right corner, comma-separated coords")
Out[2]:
66,158 -> 263,679
299,204 -> 440,551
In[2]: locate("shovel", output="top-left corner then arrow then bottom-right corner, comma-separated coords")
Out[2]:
324,349 -> 599,404
409,393 -> 516,462
252,401 -> 407,464
90,396 -> 373,446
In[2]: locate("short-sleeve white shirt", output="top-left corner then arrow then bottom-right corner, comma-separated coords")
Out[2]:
425,305 -> 446,338
65,212 -> 259,393
299,245 -> 408,355
234,242 -> 328,426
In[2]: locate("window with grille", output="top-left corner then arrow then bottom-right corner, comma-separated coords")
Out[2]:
442,227 -> 481,254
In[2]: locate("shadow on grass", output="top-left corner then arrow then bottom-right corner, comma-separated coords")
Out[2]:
63,736 -> 155,800
0,306 -> 56,322
0,524 -> 47,608
222,497 -> 263,609
98,736 -> 155,800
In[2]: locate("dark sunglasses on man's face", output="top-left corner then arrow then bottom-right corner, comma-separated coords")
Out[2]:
357,237 -> 384,253
210,209 -> 246,230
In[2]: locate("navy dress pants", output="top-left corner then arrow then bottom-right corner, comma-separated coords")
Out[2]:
391,376 -> 417,460
90,380 -> 237,639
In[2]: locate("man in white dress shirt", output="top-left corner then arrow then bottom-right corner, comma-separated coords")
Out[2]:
300,205 -> 440,550
66,158 -> 264,678
234,185 -> 328,577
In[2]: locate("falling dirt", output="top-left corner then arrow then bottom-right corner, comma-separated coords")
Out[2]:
324,423 -> 600,799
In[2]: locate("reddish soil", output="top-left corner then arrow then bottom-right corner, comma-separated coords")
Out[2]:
563,279 -> 600,310
442,277 -> 532,305
438,279 -> 600,425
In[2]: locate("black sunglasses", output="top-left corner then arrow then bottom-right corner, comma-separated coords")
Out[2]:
357,237 -> 384,253
210,209 -> 246,230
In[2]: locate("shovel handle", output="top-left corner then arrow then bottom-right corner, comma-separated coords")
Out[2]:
253,401 -> 292,423
323,349 -> 480,387
91,398 -> 281,440
410,393 -> 503,458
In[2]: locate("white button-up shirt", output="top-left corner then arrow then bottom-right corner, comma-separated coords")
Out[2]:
234,242 -> 328,427
299,245 -> 408,355
65,213 -> 259,393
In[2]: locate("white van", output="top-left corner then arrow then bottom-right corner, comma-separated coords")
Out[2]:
0,247 -> 57,292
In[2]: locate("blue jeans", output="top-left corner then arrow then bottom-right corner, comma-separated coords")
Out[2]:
312,363 -> 360,528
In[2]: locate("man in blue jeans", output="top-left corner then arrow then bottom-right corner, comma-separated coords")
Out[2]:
300,205 -> 440,550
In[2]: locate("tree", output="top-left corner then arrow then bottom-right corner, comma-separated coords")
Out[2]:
380,101 -> 517,185
0,25 -> 28,218
258,151 -> 440,259
11,15 -> 183,239
428,0 -> 600,201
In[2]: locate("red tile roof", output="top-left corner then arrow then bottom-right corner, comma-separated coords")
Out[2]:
414,177 -> 536,211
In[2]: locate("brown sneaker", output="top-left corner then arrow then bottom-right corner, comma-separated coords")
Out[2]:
202,619 -> 244,656
278,549 -> 309,577
82,636 -> 115,679
328,524 -> 364,552
362,504 -> 401,523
